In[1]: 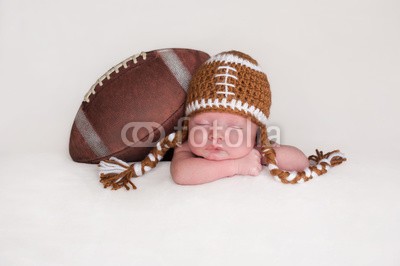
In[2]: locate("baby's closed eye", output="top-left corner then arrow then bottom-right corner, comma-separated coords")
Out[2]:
229,125 -> 243,129
195,122 -> 210,127
193,119 -> 210,125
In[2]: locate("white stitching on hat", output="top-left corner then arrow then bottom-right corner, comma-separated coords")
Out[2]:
215,66 -> 237,98
206,53 -> 262,72
185,98 -> 268,126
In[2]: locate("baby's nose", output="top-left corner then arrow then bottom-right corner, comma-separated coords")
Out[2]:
208,129 -> 224,143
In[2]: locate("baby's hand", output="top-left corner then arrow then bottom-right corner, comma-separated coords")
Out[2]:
234,149 -> 262,176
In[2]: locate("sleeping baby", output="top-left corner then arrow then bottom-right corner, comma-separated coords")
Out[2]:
171,111 -> 309,185
99,50 -> 346,190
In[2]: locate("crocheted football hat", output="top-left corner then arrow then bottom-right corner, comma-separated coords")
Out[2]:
98,50 -> 346,190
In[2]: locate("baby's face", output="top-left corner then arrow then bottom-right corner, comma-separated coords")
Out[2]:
188,112 -> 258,161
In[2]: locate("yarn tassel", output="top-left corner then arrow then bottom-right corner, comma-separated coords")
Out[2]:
98,130 -> 187,190
263,148 -> 347,184
99,157 -> 138,190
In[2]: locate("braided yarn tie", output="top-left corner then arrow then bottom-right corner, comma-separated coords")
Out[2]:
98,124 -> 346,189
98,131 -> 184,190
264,148 -> 347,184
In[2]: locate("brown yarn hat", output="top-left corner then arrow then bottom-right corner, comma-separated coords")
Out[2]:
185,50 -> 270,129
98,50 -> 346,190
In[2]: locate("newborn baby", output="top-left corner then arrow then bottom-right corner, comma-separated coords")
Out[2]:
99,50 -> 346,190
171,112 -> 309,185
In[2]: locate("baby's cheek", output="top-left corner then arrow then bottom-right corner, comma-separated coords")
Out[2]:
225,129 -> 241,146
189,128 -> 208,147
226,129 -> 254,148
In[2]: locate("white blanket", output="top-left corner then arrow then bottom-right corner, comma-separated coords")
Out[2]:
1,150 -> 399,265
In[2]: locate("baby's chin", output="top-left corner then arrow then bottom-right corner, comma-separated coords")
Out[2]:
203,152 -> 230,161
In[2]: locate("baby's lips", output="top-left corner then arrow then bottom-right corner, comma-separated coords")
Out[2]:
205,144 -> 223,150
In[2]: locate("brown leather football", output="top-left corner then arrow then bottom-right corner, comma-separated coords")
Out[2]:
69,48 -> 210,164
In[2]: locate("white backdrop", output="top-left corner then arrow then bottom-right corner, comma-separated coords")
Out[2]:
1,0 -> 399,265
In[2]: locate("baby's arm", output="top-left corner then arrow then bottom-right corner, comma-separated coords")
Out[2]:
170,146 -> 236,185
170,142 -> 262,185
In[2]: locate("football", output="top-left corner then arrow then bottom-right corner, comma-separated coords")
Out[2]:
69,48 -> 210,164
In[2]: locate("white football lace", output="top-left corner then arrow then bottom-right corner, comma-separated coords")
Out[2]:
84,51 -> 147,103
